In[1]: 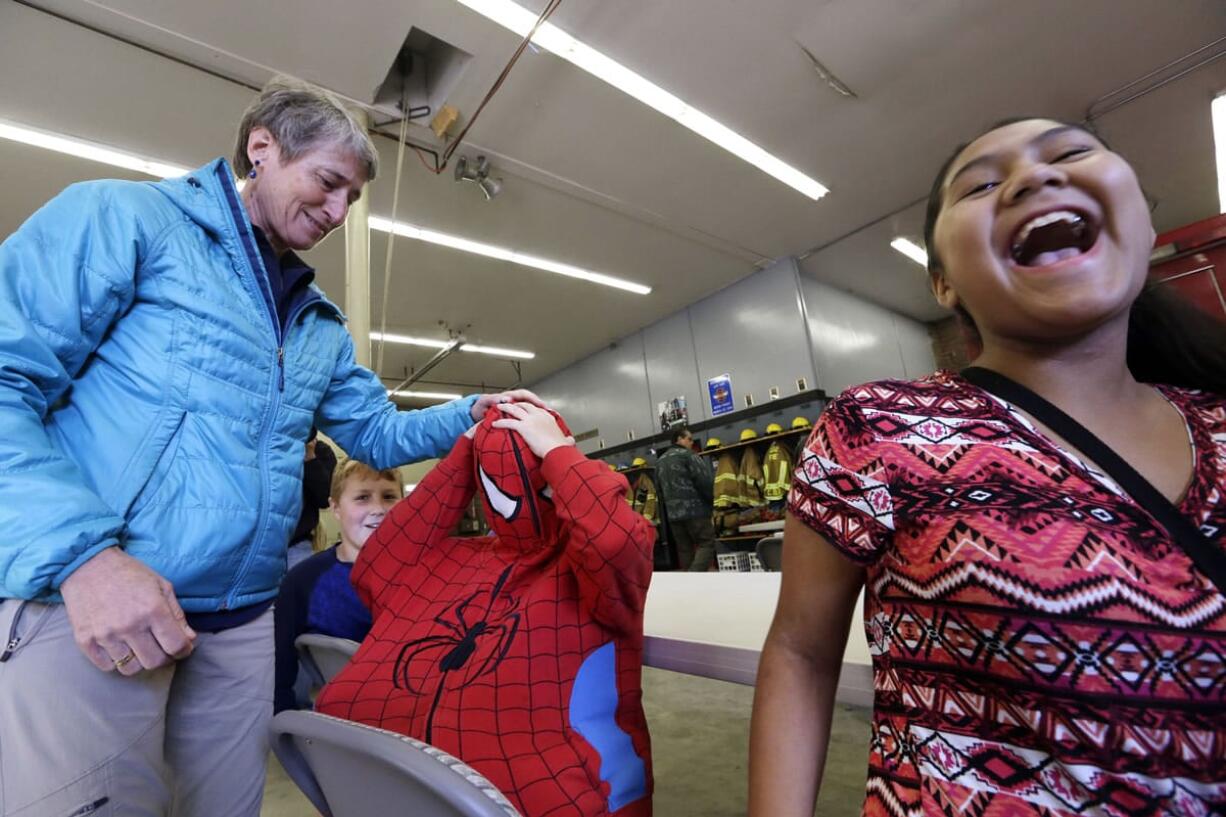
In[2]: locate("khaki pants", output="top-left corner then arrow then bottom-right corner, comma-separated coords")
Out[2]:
0,600 -> 274,817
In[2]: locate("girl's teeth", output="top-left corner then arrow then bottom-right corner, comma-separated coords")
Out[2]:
1016,210 -> 1081,245
1031,247 -> 1082,267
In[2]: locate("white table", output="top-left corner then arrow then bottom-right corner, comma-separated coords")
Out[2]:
641,573 -> 873,705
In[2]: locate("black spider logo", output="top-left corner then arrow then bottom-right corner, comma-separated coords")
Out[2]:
392,564 -> 521,743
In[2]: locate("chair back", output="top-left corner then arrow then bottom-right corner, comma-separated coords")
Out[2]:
295,633 -> 360,687
271,710 -> 523,817
755,534 -> 783,571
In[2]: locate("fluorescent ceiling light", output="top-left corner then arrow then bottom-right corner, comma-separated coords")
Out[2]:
890,237 -> 929,268
391,389 -> 464,401
459,343 -> 535,359
371,332 -> 452,350
0,117 -> 649,297
369,216 -> 650,295
1213,94 -> 1226,214
455,0 -> 829,201
371,331 -> 535,360
0,119 -> 190,179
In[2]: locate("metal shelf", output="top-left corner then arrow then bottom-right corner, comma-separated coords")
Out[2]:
740,520 -> 785,533
589,388 -> 827,459
700,425 -> 809,458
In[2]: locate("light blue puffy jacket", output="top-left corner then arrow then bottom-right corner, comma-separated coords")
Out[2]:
0,158 -> 477,610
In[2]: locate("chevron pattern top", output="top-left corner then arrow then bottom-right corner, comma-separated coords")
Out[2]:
788,371 -> 1226,817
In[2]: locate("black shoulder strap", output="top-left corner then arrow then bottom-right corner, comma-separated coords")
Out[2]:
961,366 -> 1226,597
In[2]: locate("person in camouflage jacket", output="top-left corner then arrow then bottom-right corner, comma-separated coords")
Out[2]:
655,428 -> 718,571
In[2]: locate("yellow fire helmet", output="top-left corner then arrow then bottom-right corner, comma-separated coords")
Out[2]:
631,456 -> 648,467
705,438 -> 721,450
764,422 -> 784,435
791,416 -> 812,430
609,463 -> 619,470
739,428 -> 759,442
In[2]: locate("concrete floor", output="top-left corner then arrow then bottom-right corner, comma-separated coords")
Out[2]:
261,667 -> 871,816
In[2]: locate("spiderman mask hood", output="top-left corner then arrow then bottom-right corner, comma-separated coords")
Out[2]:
472,405 -> 573,553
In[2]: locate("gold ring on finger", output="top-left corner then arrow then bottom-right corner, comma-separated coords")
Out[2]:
114,650 -> 137,670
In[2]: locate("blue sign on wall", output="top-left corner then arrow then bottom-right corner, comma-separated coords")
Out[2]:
708,373 -> 734,416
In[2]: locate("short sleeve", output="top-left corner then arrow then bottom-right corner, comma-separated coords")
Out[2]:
787,394 -> 896,565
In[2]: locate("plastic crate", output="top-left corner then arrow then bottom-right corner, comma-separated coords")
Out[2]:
748,554 -> 765,572
717,552 -> 751,572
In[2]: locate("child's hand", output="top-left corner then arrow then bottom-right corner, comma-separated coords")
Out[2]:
471,389 -> 545,421
492,403 -> 574,458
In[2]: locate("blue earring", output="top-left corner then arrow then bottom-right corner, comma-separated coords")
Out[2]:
247,159 -> 260,180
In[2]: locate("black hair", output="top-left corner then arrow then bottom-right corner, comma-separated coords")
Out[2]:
1127,284 -> 1226,394
670,427 -> 693,445
922,116 -> 1226,395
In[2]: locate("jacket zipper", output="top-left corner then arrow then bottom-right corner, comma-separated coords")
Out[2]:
67,797 -> 110,817
510,436 -> 542,536
276,290 -> 338,394
214,165 -> 285,608
0,600 -> 28,662
211,165 -> 344,608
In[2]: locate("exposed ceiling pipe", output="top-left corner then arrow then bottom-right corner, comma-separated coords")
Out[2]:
380,375 -> 507,391
1085,35 -> 1226,122
387,338 -> 464,393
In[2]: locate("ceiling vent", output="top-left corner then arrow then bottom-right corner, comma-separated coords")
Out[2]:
373,28 -> 472,119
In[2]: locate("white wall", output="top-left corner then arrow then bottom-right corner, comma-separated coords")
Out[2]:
531,331 -> 656,446
687,260 -> 816,420
644,573 -> 872,666
799,275 -> 937,395
534,257 -> 935,450
643,311 -> 706,425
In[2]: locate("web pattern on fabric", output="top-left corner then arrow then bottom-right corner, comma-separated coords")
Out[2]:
316,435 -> 654,817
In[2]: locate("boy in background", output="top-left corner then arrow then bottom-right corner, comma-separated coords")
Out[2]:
273,460 -> 402,712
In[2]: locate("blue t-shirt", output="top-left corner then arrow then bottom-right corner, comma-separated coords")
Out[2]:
273,545 -> 372,712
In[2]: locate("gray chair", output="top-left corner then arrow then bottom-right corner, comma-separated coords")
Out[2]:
755,534 -> 783,571
271,710 -> 523,817
295,633 -> 360,689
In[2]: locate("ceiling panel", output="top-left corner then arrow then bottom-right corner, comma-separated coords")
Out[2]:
22,0 -> 1225,259
799,200 -> 942,322
3,0 -> 1225,400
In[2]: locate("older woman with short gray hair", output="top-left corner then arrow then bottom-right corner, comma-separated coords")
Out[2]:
0,76 -> 537,817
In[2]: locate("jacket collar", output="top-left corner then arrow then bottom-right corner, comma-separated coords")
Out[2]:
149,158 -> 344,320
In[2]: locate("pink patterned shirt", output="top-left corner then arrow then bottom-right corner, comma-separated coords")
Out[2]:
788,371 -> 1226,817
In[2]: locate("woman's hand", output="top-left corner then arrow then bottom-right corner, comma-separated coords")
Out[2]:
491,403 -> 575,458
59,547 -> 197,675
470,389 -> 545,422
